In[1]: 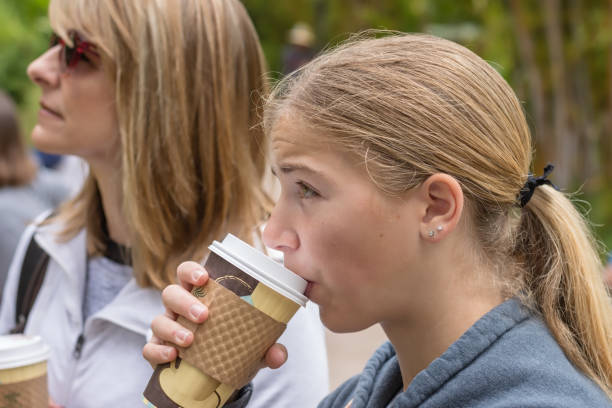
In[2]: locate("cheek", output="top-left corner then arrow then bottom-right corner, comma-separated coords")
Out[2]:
64,80 -> 118,150
305,210 -> 383,288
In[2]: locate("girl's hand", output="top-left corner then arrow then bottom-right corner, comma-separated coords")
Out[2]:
49,397 -> 63,408
142,261 -> 288,370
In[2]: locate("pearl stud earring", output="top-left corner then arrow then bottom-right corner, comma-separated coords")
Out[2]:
428,226 -> 444,238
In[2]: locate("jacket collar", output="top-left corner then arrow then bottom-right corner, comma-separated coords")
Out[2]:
89,278 -> 163,337
33,210 -> 87,283
32,211 -> 163,336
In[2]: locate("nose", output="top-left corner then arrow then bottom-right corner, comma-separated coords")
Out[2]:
263,209 -> 300,254
27,47 -> 61,88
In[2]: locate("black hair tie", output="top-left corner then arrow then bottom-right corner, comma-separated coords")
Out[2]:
518,164 -> 559,208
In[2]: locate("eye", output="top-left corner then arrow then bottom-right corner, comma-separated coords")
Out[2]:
297,181 -> 319,199
79,52 -> 93,64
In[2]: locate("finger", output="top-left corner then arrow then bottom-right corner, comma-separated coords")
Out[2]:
48,397 -> 63,408
263,343 -> 287,370
163,306 -> 178,322
142,342 -> 178,367
162,284 -> 209,323
176,261 -> 208,290
151,314 -> 194,347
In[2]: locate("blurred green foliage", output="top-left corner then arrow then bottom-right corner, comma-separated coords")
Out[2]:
2,0 -> 611,255
0,0 -> 50,135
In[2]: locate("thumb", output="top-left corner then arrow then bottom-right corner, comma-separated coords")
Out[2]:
263,343 -> 287,370
49,397 -> 64,408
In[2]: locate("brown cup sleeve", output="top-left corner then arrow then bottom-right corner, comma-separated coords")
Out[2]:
176,279 -> 286,389
0,373 -> 48,408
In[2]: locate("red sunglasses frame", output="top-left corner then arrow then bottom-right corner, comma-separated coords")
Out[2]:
49,31 -> 98,70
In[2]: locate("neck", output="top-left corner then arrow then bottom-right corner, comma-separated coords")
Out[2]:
89,161 -> 130,246
382,252 -> 504,390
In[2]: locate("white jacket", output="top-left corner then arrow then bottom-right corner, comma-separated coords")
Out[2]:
0,214 -> 329,407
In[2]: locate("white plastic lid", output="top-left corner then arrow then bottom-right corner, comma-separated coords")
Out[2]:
209,234 -> 308,307
0,335 -> 50,370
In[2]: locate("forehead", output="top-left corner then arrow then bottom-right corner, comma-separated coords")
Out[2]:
270,114 -> 351,163
271,115 -> 325,152
270,115 -> 370,182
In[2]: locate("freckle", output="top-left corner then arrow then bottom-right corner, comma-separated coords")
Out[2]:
396,215 -> 400,220
378,233 -> 384,238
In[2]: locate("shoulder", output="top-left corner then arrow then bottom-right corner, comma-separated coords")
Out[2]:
318,373 -> 361,408
430,308 -> 611,407
0,182 -> 48,216
320,342 -> 400,408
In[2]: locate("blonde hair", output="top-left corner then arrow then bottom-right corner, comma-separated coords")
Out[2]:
48,0 -> 271,289
265,32 -> 612,396
0,90 -> 37,187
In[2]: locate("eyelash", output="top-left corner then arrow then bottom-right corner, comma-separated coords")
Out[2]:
297,181 -> 319,199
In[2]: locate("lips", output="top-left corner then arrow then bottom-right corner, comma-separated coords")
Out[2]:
40,101 -> 63,118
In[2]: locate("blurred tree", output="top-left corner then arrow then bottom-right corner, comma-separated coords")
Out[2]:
543,0 -> 573,187
509,0 -> 549,160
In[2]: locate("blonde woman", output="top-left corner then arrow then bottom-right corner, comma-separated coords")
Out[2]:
0,0 -> 328,407
146,33 -> 612,407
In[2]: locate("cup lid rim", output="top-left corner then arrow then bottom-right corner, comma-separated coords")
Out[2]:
0,334 -> 50,369
209,234 -> 308,306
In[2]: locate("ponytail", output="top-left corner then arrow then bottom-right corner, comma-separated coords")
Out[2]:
517,185 -> 612,397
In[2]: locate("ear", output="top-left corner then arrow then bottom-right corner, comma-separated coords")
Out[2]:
416,173 -> 464,242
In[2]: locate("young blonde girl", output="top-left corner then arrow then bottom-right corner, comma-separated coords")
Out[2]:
146,32 -> 612,407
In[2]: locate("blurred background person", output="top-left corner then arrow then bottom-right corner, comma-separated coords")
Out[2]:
0,89 -> 67,299
282,22 -> 316,75
34,148 -> 62,169
33,149 -> 88,197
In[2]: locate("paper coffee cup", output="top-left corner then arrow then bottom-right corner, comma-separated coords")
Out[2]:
0,334 -> 50,408
144,234 -> 308,408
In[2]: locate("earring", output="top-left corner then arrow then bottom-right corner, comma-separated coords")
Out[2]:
428,226 -> 443,239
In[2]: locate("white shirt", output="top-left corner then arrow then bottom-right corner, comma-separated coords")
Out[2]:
0,213 -> 329,407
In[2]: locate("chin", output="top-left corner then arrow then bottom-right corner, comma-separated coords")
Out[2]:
320,308 -> 374,333
31,127 -> 71,156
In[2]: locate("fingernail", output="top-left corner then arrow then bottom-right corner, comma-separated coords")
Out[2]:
161,348 -> 170,360
189,303 -> 207,320
175,329 -> 190,344
192,267 -> 204,282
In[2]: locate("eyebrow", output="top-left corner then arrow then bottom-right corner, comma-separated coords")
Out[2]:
270,163 -> 322,177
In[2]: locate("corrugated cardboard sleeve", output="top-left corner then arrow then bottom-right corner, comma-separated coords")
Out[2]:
176,279 -> 286,389
0,374 -> 48,407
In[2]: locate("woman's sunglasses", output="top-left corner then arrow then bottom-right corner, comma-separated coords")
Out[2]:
49,31 -> 98,71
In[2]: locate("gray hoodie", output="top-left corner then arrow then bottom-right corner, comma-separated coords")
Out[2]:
229,298 -> 611,407
318,298 -> 611,407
